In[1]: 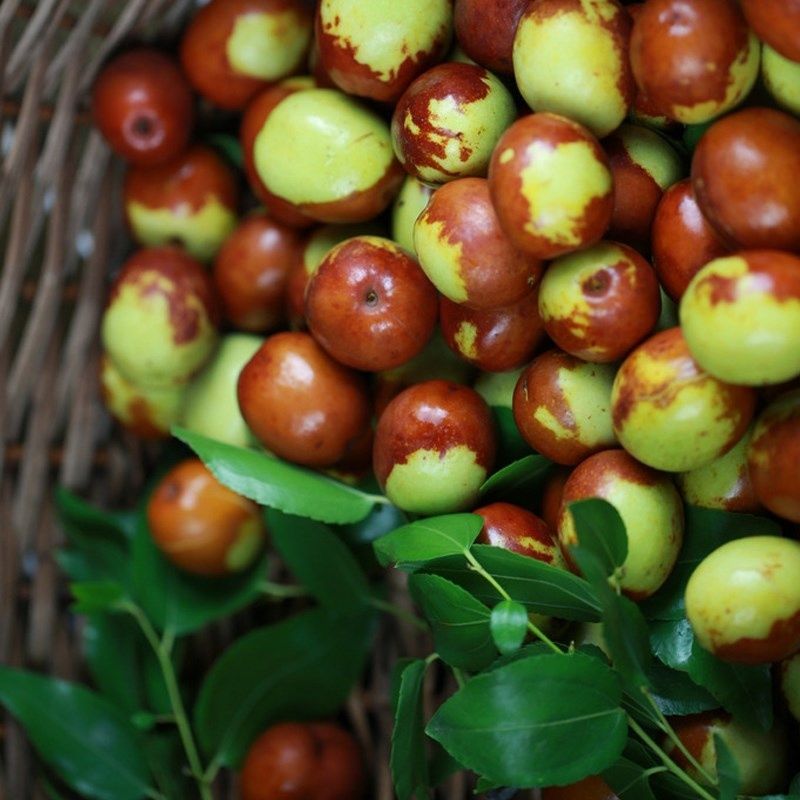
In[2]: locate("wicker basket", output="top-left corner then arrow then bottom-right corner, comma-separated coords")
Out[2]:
0,3 -> 487,798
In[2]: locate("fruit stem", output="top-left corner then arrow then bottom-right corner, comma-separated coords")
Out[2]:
464,550 -> 562,655
259,580 -> 308,599
628,717 -> 716,800
643,690 -> 718,786
369,597 -> 429,631
125,603 -> 213,800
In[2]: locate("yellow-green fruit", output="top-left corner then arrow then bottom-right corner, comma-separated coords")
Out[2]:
253,88 -> 400,222
558,448 -> 684,600
613,123 -> 684,190
762,45 -> 800,116
611,327 -> 756,472
474,369 -> 525,409
686,535 -> 800,664
679,251 -> 800,386
677,426 -> 760,513
512,0 -> 634,137
666,712 -> 788,796
391,176 -> 434,254
100,355 -> 186,439
180,334 -> 263,447
101,248 -> 219,389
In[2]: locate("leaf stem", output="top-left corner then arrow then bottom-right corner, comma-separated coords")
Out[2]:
369,597 -> 429,631
452,667 -> 467,689
464,550 -> 561,655
259,580 -> 308,599
643,690 -> 717,786
628,717 -> 716,800
125,604 -> 213,800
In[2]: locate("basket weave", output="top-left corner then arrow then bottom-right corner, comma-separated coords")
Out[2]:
0,3 -> 483,798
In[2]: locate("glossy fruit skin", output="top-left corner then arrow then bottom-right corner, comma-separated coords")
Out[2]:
474,502 -> 565,567
611,328 -> 756,473
488,113 -> 614,260
603,123 -> 684,254
414,177 -> 541,310
540,466 -> 571,533
392,62 -> 516,184
305,236 -> 438,372
240,721 -> 366,800
651,178 -> 729,301
252,87 -> 403,223
373,380 -> 496,514
558,449 -> 684,600
686,535 -> 800,664
513,0 -> 634,138
748,390 -> 800,523
439,288 -> 545,373
91,48 -> 194,167
538,241 -> 661,363
391,175 -> 434,256
316,0 -> 452,102
629,0 -> 759,124
666,711 -> 788,796
213,212 -> 303,332
513,350 -> 617,466
454,0 -> 529,74
741,0 -> 800,63
180,334 -> 263,448
692,108 -> 800,253
100,354 -> 187,439
123,144 -> 239,262
541,776 -> 619,800
677,426 -> 760,513
240,78 -> 317,228
101,247 -> 219,388
679,251 -> 800,386
237,332 -> 371,468
180,0 -> 313,110
762,45 -> 800,117
147,459 -> 265,576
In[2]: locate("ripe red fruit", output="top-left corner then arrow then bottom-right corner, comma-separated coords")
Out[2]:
474,502 -> 564,566
741,0 -> 800,63
91,48 -> 194,167
180,0 -> 313,110
542,776 -> 619,800
651,178 -> 729,301
237,332 -> 371,468
305,236 -> 439,372
692,107 -> 800,252
454,0 -> 529,74
240,721 -> 366,800
213,211 -> 303,333
146,459 -> 265,576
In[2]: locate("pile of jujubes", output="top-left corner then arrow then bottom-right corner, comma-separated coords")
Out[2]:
86,0 -> 800,797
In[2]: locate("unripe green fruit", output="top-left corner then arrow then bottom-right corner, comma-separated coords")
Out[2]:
762,45 -> 800,116
391,175 -> 434,255
474,368 -> 525,409
686,535 -> 800,664
181,334 -> 263,448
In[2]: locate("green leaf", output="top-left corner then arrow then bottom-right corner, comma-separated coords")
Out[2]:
194,607 -> 375,767
391,659 -> 430,800
686,639 -> 772,731
491,406 -> 532,466
267,510 -> 370,611
373,514 -> 483,569
174,427 -> 380,524
714,733 -> 740,800
428,747 -> 463,789
131,513 -> 267,635
0,668 -> 152,800
423,545 -> 601,621
426,651 -> 628,787
70,581 -> 126,614
602,757 -> 659,800
641,507 -> 781,620
478,454 -> 552,503
646,661 -> 717,717
572,546 -> 651,689
143,731 -> 192,800
55,487 -> 134,542
490,600 -> 528,655
338,499 -> 407,546
569,498 -> 628,576
650,618 -> 695,671
203,132 -> 244,168
408,574 -> 497,671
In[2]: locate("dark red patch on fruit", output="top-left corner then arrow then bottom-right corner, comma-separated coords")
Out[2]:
741,0 -> 800,63
651,179 -> 729,301
305,237 -> 439,371
540,466 -> 571,532
668,712 -> 722,768
454,0 -> 529,74
439,287 -> 544,372
373,380 -> 496,485
392,62 -> 493,180
418,177 -> 542,310
474,502 -> 559,562
541,775 -> 620,800
714,608 -> 800,664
